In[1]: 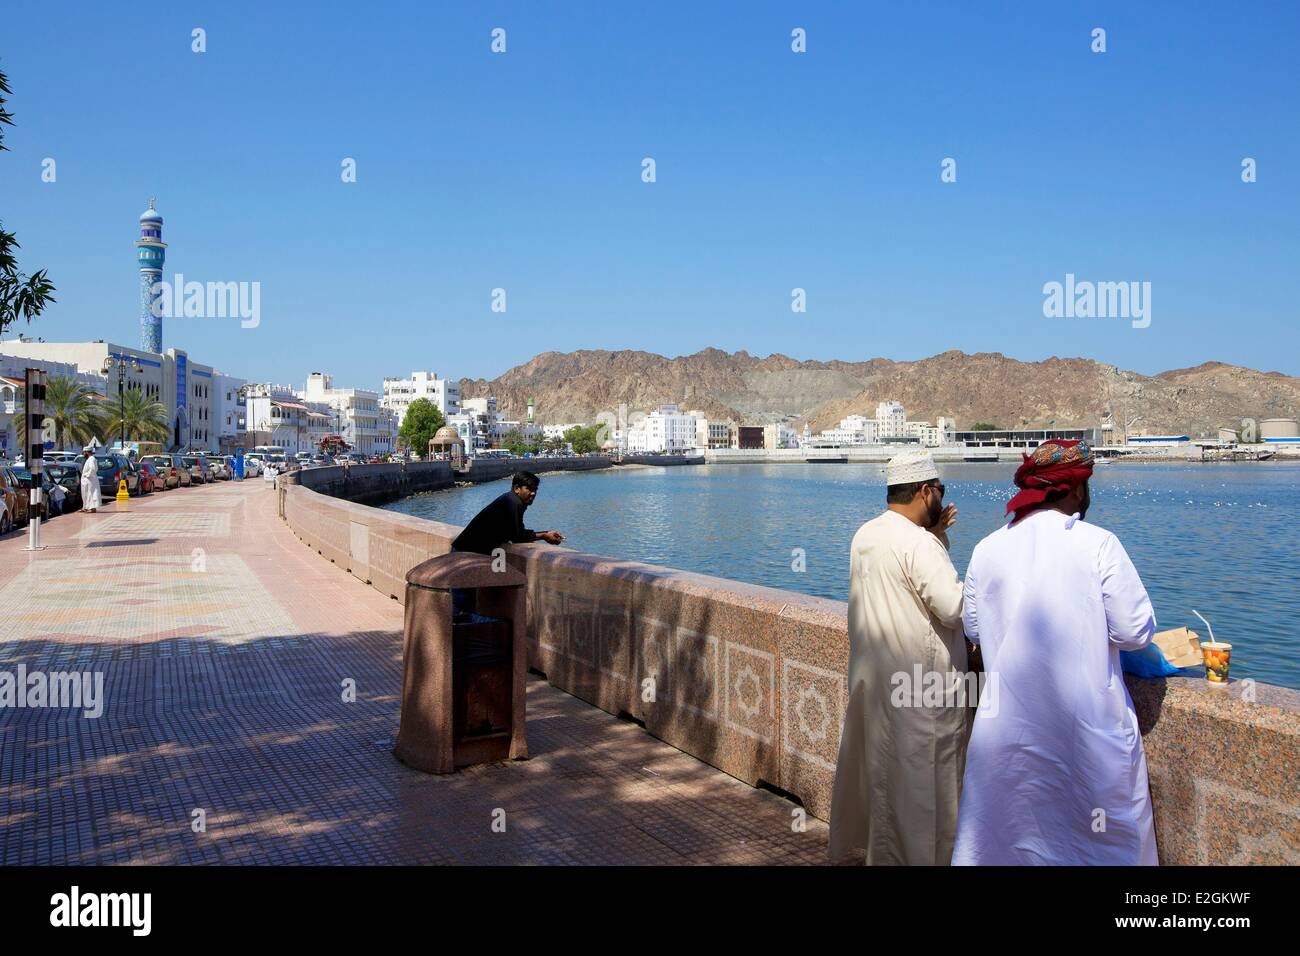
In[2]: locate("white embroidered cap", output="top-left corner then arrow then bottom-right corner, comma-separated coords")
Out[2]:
886,449 -> 939,486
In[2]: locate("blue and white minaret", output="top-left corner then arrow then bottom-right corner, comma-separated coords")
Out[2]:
136,198 -> 167,353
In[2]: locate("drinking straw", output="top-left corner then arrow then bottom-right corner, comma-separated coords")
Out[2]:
1192,609 -> 1217,645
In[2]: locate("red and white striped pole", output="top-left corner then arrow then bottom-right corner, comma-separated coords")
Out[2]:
25,368 -> 47,552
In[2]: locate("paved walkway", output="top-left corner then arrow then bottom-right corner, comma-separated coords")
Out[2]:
0,480 -> 828,864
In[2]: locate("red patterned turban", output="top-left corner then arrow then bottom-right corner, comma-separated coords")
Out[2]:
1006,439 -> 1094,523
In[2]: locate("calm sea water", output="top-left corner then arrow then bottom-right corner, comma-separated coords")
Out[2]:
384,462 -> 1300,691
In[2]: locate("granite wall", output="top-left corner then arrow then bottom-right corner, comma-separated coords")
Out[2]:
279,479 -> 1300,865
292,455 -> 611,505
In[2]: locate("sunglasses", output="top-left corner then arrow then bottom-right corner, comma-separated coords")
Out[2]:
928,482 -> 946,498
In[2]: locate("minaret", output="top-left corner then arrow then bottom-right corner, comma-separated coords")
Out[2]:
527,397 -> 535,424
136,198 -> 167,353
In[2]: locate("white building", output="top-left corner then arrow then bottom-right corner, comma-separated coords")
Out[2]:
542,423 -> 588,441
461,396 -> 497,418
214,373 -> 248,452
906,416 -> 956,448
381,370 -> 461,427
0,338 -> 219,452
628,404 -> 697,453
1,350 -> 106,456
821,414 -> 880,446
447,412 -> 488,453
875,400 -> 907,439
245,384 -> 321,455
301,371 -> 393,456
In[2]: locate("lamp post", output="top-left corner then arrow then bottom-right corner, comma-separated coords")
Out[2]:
102,353 -> 143,450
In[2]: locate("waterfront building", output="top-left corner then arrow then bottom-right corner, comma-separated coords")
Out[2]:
906,416 -> 956,448
492,418 -> 543,446
633,404 -> 697,453
300,372 -> 392,456
821,414 -> 880,446
245,383 -> 324,454
214,373 -> 248,452
955,426 -> 1103,450
736,425 -> 765,449
542,423 -> 588,440
381,370 -> 461,427
1260,418 -> 1299,443
461,396 -> 497,418
875,400 -> 907,439
447,412 -> 489,453
136,199 -> 166,353
0,350 -> 106,456
763,423 -> 797,449
690,414 -> 734,450
0,338 -> 218,451
1125,433 -> 1191,447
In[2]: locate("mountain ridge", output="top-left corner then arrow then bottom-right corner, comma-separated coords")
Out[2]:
457,348 -> 1300,437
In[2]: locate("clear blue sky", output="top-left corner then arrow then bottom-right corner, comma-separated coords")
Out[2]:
2,1 -> 1297,386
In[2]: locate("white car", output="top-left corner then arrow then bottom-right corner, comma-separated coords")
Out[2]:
241,456 -> 263,477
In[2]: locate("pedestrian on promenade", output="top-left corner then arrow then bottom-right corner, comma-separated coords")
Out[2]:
829,449 -> 969,865
953,440 -> 1158,865
449,471 -> 564,617
79,446 -> 101,514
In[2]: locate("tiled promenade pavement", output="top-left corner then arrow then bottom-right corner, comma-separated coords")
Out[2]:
0,480 -> 829,864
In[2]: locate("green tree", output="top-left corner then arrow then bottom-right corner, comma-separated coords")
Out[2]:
0,63 -> 56,338
563,424 -> 602,454
398,398 -> 446,456
14,376 -> 106,452
969,422 -> 1003,431
499,428 -> 541,456
101,387 -> 169,444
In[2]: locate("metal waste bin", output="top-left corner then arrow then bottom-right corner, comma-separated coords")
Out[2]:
393,552 -> 529,773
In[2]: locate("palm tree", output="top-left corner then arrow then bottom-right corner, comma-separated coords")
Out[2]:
100,387 -> 169,444
12,375 -> 108,454
46,377 -> 105,449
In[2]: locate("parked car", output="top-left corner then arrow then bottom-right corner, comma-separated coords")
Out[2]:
8,467 -> 61,520
45,463 -> 84,512
208,456 -> 230,481
97,453 -> 140,498
144,454 -> 191,489
136,460 -> 164,494
240,455 -> 263,478
1,466 -> 31,532
180,455 -> 210,484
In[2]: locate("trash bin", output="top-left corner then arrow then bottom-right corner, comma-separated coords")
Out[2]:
393,552 -> 529,773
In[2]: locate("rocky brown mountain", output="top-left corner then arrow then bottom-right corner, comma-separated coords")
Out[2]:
458,349 -> 1300,438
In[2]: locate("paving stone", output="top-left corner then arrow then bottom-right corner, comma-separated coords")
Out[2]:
0,483 -> 826,865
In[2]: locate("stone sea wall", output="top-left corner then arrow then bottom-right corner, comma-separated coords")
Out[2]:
292,456 -> 611,505
278,474 -> 1300,865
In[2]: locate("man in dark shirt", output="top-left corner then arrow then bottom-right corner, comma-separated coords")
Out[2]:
452,471 -> 564,553
450,471 -> 564,616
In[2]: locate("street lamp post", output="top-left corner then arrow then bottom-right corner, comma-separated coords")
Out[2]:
102,353 -> 143,450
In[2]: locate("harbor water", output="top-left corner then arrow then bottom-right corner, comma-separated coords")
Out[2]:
384,462 -> 1300,691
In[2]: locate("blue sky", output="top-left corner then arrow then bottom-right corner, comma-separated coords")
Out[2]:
2,1 -> 1297,386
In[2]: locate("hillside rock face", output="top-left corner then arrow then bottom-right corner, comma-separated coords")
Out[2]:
459,349 -> 1300,437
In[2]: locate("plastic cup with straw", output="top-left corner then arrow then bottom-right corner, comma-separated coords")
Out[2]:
1194,609 -> 1232,687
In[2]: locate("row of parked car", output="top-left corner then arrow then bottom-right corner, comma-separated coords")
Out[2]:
0,451 -> 280,536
